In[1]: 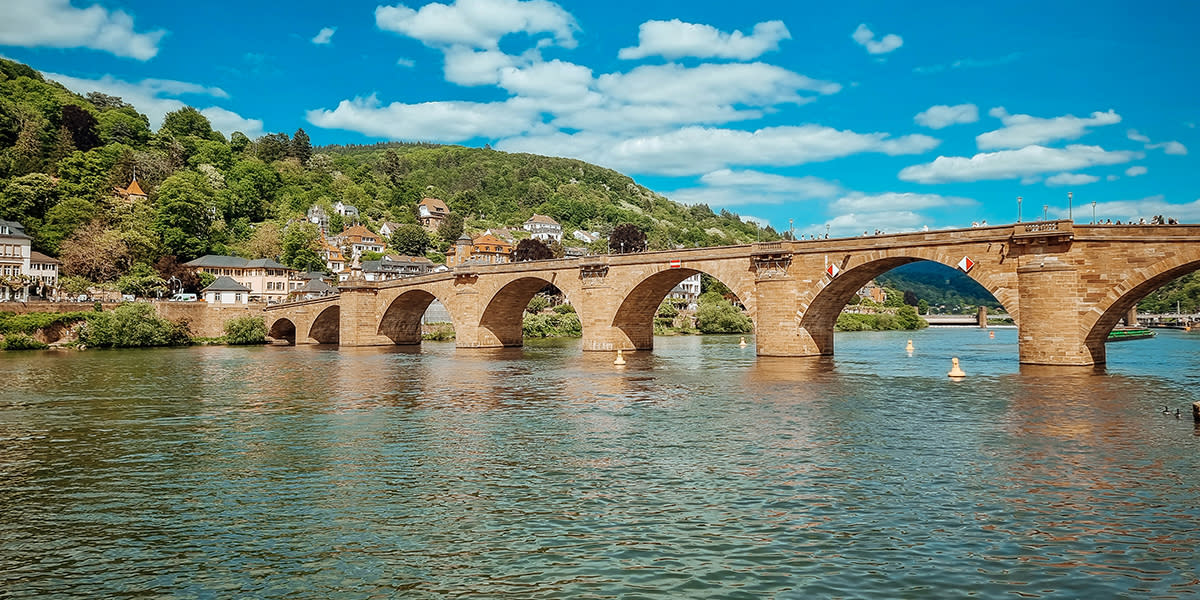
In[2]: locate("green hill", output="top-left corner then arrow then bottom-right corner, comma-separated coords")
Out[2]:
0,56 -> 778,295
875,261 -> 1003,311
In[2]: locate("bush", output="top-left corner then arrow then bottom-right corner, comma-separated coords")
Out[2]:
224,315 -> 267,345
525,294 -> 550,314
0,311 -> 90,335
1,334 -> 49,351
522,312 -> 582,338
79,303 -> 191,348
423,322 -> 455,341
552,303 -> 576,314
696,297 -> 753,334
835,308 -> 928,332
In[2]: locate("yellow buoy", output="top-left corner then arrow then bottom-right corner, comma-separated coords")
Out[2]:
947,357 -> 966,378
905,339 -> 914,353
614,349 -> 626,365
989,330 -> 995,339
739,336 -> 747,347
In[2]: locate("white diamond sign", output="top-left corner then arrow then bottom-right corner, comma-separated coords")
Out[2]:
826,264 -> 840,278
957,256 -> 975,273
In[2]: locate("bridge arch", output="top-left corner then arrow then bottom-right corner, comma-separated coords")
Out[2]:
1081,252 -> 1200,364
309,305 -> 340,344
476,276 -> 575,347
799,255 -> 1016,355
267,317 -> 297,345
378,289 -> 450,345
612,266 -> 753,351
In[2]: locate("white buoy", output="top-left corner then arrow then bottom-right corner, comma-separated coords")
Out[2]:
739,336 -> 747,347
905,339 -> 914,353
614,349 -> 626,365
947,357 -> 966,378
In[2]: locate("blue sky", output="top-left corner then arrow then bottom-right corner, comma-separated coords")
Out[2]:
1,0 -> 1197,236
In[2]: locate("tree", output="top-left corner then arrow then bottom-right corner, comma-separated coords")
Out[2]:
79,303 -> 190,348
514,238 -> 553,261
154,170 -> 216,260
224,315 -> 267,344
280,221 -> 325,272
437,212 -> 465,241
238,221 -> 283,260
229,131 -> 250,153
256,132 -> 290,163
36,197 -> 95,254
609,223 -> 646,253
291,128 -> 312,164
60,105 -> 101,151
390,224 -> 431,257
116,263 -> 167,297
86,92 -> 130,110
59,220 -> 131,282
696,294 -> 753,334
153,255 -> 201,293
160,106 -> 213,139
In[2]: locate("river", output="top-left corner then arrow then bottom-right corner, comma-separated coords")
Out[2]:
2,327 -> 1199,598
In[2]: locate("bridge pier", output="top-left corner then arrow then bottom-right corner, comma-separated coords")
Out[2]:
1016,256 -> 1096,366
338,282 -> 393,347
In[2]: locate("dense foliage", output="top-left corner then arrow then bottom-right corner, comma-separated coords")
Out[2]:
0,57 -> 778,298
0,310 -> 90,334
835,306 -> 928,331
695,292 -> 753,334
223,315 -> 267,345
78,303 -> 190,348
0,333 -> 48,350
874,262 -> 1002,312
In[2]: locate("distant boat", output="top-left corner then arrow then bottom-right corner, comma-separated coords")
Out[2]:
1107,327 -> 1156,342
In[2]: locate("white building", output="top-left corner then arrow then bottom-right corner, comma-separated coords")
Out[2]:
523,214 -> 562,242
201,276 -> 251,304
1,220 -> 60,301
668,273 -> 702,308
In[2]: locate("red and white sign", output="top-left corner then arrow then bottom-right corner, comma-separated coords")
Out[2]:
669,259 -> 682,269
957,256 -> 975,273
826,264 -> 840,278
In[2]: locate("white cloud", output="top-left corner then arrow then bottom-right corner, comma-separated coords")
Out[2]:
914,104 -> 978,129
976,108 -> 1121,149
306,94 -> 538,142
851,24 -> 902,55
46,72 -> 261,136
442,46 -> 518,85
825,211 -> 925,236
498,125 -> 939,176
1125,166 -> 1148,177
498,59 -> 593,99
667,168 -> 841,208
1045,172 -> 1100,186
0,0 -> 165,60
596,62 -> 840,107
618,19 -> 790,60
312,27 -> 336,45
1127,129 -> 1151,143
899,145 -> 1141,184
396,57 -> 415,68
200,107 -> 264,139
1095,195 -> 1200,222
831,191 -> 974,212
375,0 -> 577,50
1148,140 -> 1188,155
1107,174 -> 1120,181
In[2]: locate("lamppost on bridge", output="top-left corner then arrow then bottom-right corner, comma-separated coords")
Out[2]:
1092,199 -> 1097,224
825,223 -> 830,239
1043,204 -> 1048,221
1068,191 -> 1073,221
789,218 -> 794,240
1017,196 -> 1022,223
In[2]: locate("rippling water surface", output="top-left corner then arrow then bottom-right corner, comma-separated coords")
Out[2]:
2,328 -> 1200,598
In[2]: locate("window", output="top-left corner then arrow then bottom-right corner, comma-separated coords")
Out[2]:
235,293 -> 242,303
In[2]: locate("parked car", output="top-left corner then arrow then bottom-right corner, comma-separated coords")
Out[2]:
169,293 -> 198,302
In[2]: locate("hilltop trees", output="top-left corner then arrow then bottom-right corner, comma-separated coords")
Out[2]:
390,224 -> 432,257
609,223 -> 646,253
514,238 -> 552,261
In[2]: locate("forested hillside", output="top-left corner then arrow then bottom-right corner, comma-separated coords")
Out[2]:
0,58 -> 777,295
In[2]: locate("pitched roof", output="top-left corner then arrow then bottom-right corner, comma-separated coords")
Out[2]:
525,214 -> 559,225
0,220 -> 30,240
184,255 -> 290,269
382,254 -> 434,265
185,254 -> 251,268
473,233 -> 512,249
202,275 -> 251,292
125,178 -> 146,196
333,224 -> 377,240
419,197 -> 448,213
29,251 -> 60,265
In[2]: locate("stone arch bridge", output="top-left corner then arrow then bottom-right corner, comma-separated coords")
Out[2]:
263,221 -> 1200,366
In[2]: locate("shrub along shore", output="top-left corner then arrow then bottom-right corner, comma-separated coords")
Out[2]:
0,304 -> 267,350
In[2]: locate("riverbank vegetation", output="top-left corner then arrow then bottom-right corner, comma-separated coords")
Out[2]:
77,303 -> 190,348
836,306 -> 927,331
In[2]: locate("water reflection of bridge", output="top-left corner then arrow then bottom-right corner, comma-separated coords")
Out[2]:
262,221 -> 1200,366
